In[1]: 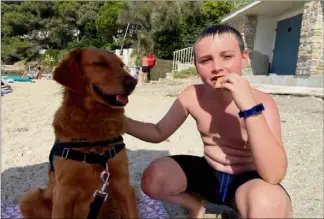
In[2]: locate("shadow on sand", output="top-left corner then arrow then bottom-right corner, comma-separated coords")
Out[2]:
1,148 -> 238,218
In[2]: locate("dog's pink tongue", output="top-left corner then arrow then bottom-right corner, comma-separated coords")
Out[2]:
116,95 -> 128,104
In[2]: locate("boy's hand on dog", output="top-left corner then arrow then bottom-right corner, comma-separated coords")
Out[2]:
220,74 -> 257,111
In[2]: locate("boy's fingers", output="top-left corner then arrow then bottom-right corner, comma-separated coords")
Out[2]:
222,74 -> 236,84
220,82 -> 234,92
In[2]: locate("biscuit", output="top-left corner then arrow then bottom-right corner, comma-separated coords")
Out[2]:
214,77 -> 223,89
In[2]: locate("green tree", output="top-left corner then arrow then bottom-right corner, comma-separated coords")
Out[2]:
178,1 -> 205,48
55,1 -> 81,41
96,1 -> 127,42
1,37 -> 31,63
0,0 -> 251,65
1,2 -> 55,63
118,1 -> 155,62
151,1 -> 182,59
118,1 -> 183,60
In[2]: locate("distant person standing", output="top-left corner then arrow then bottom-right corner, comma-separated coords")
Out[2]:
141,54 -> 156,83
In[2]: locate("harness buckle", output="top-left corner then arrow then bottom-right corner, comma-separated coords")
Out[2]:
82,152 -> 89,162
62,148 -> 70,159
109,147 -> 116,158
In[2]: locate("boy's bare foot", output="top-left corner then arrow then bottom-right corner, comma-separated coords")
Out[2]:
187,200 -> 206,218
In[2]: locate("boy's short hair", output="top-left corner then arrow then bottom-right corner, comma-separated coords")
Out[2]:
193,24 -> 245,59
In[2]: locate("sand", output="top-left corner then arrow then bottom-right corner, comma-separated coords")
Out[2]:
1,77 -> 323,218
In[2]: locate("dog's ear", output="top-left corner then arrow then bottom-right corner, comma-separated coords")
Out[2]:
53,48 -> 83,92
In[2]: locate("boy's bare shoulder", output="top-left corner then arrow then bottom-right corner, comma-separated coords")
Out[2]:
178,84 -> 204,104
252,88 -> 278,109
179,84 -> 204,96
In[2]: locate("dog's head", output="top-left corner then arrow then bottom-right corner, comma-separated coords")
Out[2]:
53,48 -> 137,108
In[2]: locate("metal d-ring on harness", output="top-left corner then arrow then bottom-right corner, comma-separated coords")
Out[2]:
48,136 -> 125,219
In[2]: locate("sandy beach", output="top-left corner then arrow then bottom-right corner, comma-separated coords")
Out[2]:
1,77 -> 323,218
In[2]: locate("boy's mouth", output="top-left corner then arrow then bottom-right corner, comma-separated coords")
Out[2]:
211,76 -> 223,83
212,76 -> 224,89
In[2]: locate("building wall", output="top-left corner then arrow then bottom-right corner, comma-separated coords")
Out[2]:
254,16 -> 277,63
240,15 -> 258,76
296,1 -> 324,75
230,15 -> 271,76
226,1 -> 323,76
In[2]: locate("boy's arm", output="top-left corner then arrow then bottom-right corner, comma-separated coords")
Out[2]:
126,86 -> 192,143
221,74 -> 287,184
245,93 -> 287,184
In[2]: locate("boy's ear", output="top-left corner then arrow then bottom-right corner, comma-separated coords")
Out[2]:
241,49 -> 249,68
53,48 -> 84,92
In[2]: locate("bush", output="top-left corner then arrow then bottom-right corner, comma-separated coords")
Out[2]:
1,37 -> 31,64
41,49 -> 60,68
57,49 -> 70,62
150,58 -> 173,81
173,67 -> 196,79
67,38 -> 107,50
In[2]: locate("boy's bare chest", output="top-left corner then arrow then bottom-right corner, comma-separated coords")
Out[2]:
190,102 -> 248,146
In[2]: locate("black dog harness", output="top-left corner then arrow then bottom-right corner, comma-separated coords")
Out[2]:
49,136 -> 125,171
48,136 -> 125,219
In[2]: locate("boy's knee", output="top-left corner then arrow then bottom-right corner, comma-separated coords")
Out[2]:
236,179 -> 291,217
141,159 -> 169,198
141,157 -> 187,199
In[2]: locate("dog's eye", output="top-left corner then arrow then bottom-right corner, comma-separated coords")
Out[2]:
93,62 -> 107,67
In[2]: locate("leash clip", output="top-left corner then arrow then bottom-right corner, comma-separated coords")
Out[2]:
93,170 -> 110,201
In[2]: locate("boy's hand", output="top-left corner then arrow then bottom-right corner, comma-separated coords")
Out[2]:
221,74 -> 257,111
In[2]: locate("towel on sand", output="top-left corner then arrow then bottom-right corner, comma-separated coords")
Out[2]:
1,190 -> 169,219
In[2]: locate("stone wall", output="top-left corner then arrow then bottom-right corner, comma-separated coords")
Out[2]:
228,15 -> 258,75
242,15 -> 258,75
296,1 -> 324,75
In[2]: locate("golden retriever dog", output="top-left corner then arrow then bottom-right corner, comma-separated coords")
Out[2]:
19,48 -> 139,219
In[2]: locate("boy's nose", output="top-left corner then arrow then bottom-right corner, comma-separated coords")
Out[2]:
212,60 -> 224,72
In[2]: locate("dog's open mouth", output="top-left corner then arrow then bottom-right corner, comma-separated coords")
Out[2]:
93,85 -> 129,107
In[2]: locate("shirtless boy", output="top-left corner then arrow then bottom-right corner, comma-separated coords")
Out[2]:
126,24 -> 292,218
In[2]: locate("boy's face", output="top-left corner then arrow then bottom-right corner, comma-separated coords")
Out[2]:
194,33 -> 249,89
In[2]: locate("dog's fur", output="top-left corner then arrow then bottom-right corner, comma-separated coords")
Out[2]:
19,48 -> 139,219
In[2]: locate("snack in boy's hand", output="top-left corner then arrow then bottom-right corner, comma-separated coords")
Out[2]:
214,77 -> 223,89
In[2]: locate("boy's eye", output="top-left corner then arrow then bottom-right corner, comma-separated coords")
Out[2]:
199,59 -> 209,63
223,55 -> 233,59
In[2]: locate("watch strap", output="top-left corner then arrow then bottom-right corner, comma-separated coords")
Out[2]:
238,103 -> 265,118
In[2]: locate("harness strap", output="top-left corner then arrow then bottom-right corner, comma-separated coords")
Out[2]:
54,136 -> 123,148
51,143 -> 125,170
49,136 -> 124,171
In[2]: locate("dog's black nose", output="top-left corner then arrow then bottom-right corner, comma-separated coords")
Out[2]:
123,75 -> 137,91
